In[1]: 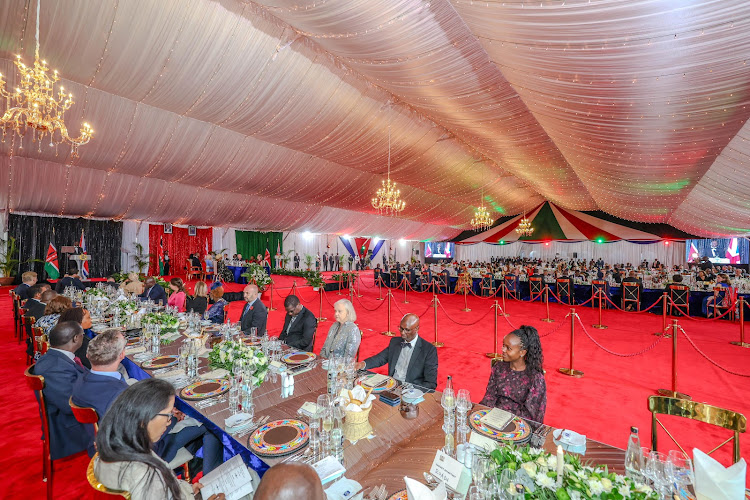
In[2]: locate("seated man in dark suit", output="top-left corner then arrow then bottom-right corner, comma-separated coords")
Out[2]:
279,295 -> 317,352
23,284 -> 47,319
356,313 -> 438,391
71,329 -> 223,473
33,321 -> 90,460
240,284 -> 268,336
139,276 -> 168,305
14,271 -> 38,300
55,266 -> 86,293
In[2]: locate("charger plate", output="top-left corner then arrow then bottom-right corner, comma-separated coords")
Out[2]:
282,351 -> 317,365
387,490 -> 407,500
356,375 -> 397,393
180,378 -> 230,400
469,409 -> 532,443
247,419 -> 309,457
141,355 -> 179,370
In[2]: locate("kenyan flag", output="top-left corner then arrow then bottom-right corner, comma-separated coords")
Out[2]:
45,242 -> 60,280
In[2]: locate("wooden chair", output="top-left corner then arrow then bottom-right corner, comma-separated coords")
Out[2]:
435,273 -> 449,294
25,365 -> 54,500
591,280 -> 608,309
420,272 -> 431,292
86,453 -> 131,499
481,275 -> 495,297
32,326 -> 46,359
648,395 -> 746,464
504,275 -> 518,298
622,282 -> 641,311
529,277 -> 543,302
556,278 -> 572,305
667,285 -> 690,317
69,397 -> 100,434
712,286 -> 734,320
390,269 -> 398,288
186,259 -> 203,281
22,314 -> 37,363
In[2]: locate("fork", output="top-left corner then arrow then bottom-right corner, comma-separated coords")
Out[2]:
235,415 -> 269,438
366,484 -> 386,500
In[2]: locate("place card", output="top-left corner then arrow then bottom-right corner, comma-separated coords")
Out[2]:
269,360 -> 286,372
469,431 -> 497,451
479,407 -> 513,431
362,373 -> 389,387
312,455 -> 346,485
429,450 -> 471,495
298,401 -> 320,418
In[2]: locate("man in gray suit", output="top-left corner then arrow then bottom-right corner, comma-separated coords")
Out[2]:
356,313 -> 438,390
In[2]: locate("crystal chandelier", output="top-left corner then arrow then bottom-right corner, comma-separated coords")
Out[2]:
470,163 -> 493,231
0,0 -> 93,158
371,104 -> 405,216
516,212 -> 534,237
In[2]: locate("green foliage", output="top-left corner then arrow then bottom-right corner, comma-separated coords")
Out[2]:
133,242 -> 154,275
304,271 -> 325,288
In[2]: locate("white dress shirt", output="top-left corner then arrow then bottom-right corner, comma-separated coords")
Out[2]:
393,335 -> 418,382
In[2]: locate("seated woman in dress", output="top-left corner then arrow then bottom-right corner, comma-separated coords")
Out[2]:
167,278 -> 187,312
94,378 -> 225,500
320,299 -> 361,359
36,295 -> 73,335
206,286 -> 228,324
120,272 -> 144,295
479,325 -> 546,423
186,281 -> 209,315
702,273 -> 732,317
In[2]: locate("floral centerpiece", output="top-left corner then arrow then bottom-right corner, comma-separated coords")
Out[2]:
141,312 -> 180,333
208,340 -> 269,387
240,263 -> 272,291
84,287 -> 109,299
487,444 -> 657,500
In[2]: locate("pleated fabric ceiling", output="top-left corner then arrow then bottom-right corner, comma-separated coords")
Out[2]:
458,202 -> 695,243
0,0 -> 749,238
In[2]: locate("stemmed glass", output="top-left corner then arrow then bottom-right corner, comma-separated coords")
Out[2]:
441,388 -> 456,455
471,454 -> 490,496
667,450 -> 694,493
644,451 -> 669,498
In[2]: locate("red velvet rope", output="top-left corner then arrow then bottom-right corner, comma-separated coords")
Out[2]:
575,314 -> 666,357
680,326 -> 750,377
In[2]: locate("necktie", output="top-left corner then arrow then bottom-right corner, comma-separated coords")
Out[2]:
73,356 -> 85,369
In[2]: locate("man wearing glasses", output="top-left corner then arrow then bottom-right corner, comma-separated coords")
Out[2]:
356,313 -> 438,390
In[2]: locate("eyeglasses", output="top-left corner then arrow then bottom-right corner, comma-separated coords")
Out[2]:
155,412 -> 173,422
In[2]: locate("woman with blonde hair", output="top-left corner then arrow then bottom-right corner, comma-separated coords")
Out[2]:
120,272 -> 144,295
186,281 -> 209,315
320,299 -> 361,359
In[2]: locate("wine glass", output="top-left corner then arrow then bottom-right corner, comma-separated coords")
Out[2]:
667,450 -> 694,490
644,451 -> 669,496
456,389 -> 472,413
471,454 -> 489,494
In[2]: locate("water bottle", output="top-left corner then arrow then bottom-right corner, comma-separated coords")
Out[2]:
624,426 -> 643,480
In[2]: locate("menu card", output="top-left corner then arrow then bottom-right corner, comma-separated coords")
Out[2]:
479,408 -> 513,431
199,454 -> 253,500
362,373 -> 389,387
312,456 -> 346,485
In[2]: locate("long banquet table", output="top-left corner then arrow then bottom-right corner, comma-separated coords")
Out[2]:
123,339 -> 626,494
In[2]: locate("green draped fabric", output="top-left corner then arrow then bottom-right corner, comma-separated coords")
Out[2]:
235,231 -> 283,260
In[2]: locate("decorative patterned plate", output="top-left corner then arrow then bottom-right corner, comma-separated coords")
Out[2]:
242,337 -> 262,347
357,375 -> 397,393
469,409 -> 532,443
282,351 -> 317,365
247,419 -> 309,457
180,378 -> 231,400
141,355 -> 179,370
387,490 -> 407,500
126,337 -> 141,347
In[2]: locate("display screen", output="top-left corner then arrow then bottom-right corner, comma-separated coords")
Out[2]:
687,238 -> 749,264
424,242 -> 454,261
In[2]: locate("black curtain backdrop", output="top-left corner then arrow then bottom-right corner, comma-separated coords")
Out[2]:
9,214 -> 123,282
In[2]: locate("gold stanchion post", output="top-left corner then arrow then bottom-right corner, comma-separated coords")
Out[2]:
500,283 -> 509,317
317,287 -> 327,323
337,274 -> 343,296
349,281 -> 354,303
432,294 -> 444,347
486,301 -> 500,358
290,280 -> 297,296
381,289 -> 396,336
403,277 -> 409,304
268,280 -> 276,311
593,289 -> 607,329
462,287 -> 471,312
655,293 -> 669,337
541,286 -> 554,322
376,276 -> 384,300
730,297 -> 750,347
357,271 -> 363,297
559,308 -> 583,377
657,319 -> 691,400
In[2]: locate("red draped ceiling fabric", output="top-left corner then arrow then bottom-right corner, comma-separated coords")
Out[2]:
148,225 -> 213,275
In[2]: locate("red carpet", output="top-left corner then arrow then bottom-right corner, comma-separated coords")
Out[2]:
3,271 -> 749,496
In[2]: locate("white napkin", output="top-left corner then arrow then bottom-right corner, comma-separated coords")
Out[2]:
404,477 -> 446,500
553,428 -> 586,455
200,368 -> 229,380
693,448 -> 746,500
341,386 -> 376,412
125,346 -> 146,355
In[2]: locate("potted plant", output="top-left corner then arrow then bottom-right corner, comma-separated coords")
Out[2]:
0,237 -> 40,286
133,242 -> 153,276
304,254 -> 314,271
304,271 -> 325,290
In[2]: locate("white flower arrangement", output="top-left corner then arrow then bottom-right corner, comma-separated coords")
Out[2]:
208,340 -> 269,387
487,443 -> 657,500
141,312 -> 180,332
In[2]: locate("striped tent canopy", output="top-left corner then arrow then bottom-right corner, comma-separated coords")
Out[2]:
457,202 -> 697,244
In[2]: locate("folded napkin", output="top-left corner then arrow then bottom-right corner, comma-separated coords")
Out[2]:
125,346 -> 146,355
154,368 -> 183,380
404,477 -> 446,500
325,478 -> 363,500
200,368 -> 229,380
225,413 -> 254,433
694,448 -> 746,500
340,386 -> 376,412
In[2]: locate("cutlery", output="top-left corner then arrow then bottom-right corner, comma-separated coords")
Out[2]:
235,415 -> 269,438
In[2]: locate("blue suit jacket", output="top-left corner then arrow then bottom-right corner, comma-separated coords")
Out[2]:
34,350 -> 90,460
72,370 -> 129,455
139,283 -> 168,305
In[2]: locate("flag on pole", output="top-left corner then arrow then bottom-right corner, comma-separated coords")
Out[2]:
158,235 -> 165,275
205,237 -> 209,256
79,230 -> 90,279
264,246 -> 272,267
726,238 -> 741,264
276,240 -> 281,256
45,241 -> 59,280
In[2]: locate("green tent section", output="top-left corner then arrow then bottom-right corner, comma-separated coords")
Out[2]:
235,231 -> 282,260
